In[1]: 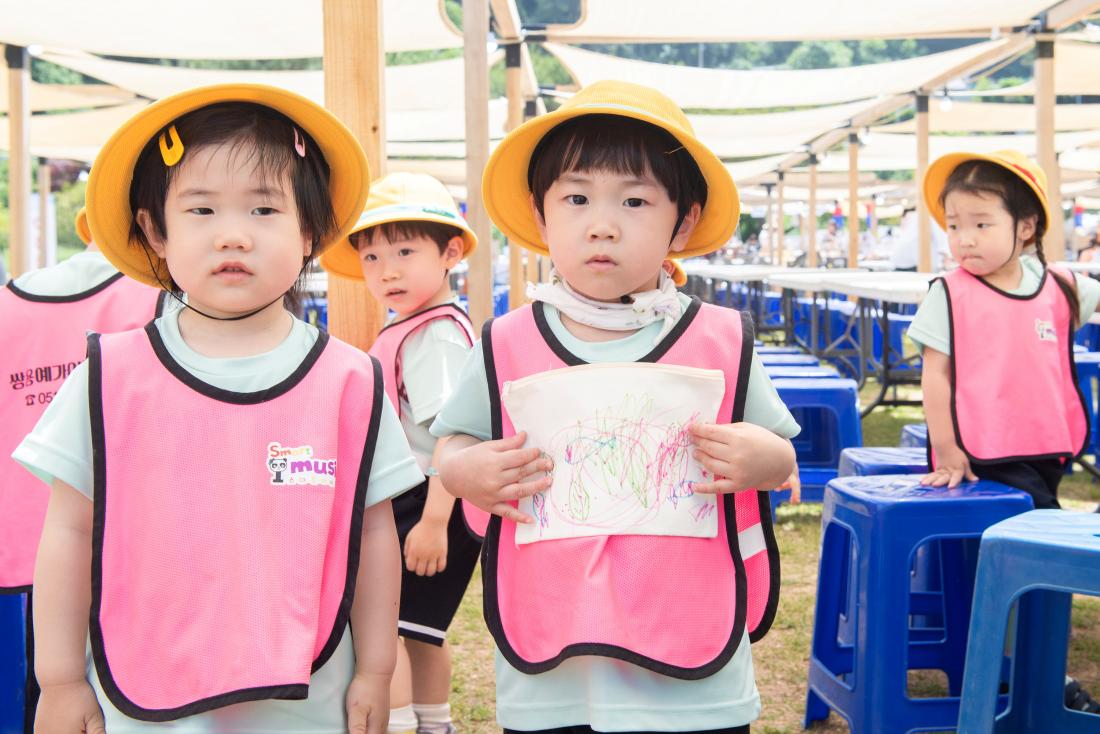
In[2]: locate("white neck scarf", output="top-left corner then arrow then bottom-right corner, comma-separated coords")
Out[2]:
526,268 -> 683,345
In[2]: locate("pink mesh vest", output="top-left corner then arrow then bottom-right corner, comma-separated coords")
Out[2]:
368,303 -> 488,539
88,325 -> 383,720
481,300 -> 780,679
0,274 -> 162,592
939,266 -> 1088,464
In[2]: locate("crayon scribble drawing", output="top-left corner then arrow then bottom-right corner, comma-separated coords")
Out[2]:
501,363 -> 726,545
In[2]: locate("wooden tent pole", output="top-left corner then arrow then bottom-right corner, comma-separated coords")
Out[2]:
847,132 -> 860,268
763,183 -> 774,264
916,93 -> 932,272
505,42 -> 526,310
775,171 -> 785,267
6,45 -> 30,278
322,0 -> 386,350
1036,35 -> 1062,259
464,0 -> 494,329
38,158 -> 51,268
807,155 -> 818,267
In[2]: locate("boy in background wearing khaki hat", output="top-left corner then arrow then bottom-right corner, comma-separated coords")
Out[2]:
432,81 -> 799,733
322,172 -> 481,734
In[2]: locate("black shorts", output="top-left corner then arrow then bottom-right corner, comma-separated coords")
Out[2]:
971,457 -> 1064,510
393,480 -> 481,646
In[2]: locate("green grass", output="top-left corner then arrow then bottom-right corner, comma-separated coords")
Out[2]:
445,383 -> 1100,732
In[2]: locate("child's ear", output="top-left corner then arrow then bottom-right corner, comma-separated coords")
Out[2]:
301,230 -> 314,258
669,203 -> 702,254
135,209 -> 167,259
442,235 -> 465,268
530,193 -> 549,243
1017,214 -> 1038,246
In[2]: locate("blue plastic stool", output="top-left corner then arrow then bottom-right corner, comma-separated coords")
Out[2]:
805,476 -> 1033,734
760,353 -> 820,367
772,378 -> 862,510
838,447 -> 928,477
900,423 -> 929,449
0,594 -> 27,733
757,345 -> 804,355
958,510 -> 1100,734
765,366 -> 839,379
1075,352 -> 1100,456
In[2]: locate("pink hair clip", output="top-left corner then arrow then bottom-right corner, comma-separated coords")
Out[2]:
293,127 -> 306,158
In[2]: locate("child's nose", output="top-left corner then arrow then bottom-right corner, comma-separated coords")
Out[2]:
586,218 -> 619,241
215,229 -> 253,251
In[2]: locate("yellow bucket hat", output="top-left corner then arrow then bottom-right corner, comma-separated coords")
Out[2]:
923,150 -> 1050,233
74,207 -> 92,246
482,80 -> 739,260
320,171 -> 477,280
85,84 -> 370,288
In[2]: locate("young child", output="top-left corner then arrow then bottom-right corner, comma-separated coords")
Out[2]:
1,207 -> 163,729
321,172 -> 482,734
911,150 -> 1100,500
433,81 -> 799,733
13,85 -> 424,733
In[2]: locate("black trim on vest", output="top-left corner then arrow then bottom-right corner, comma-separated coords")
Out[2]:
154,290 -> 168,318
481,302 -> 773,679
0,584 -> 31,595
530,297 -> 703,366
5,272 -> 125,303
941,271 -> 1090,465
311,356 -> 385,672
376,302 -> 470,336
143,321 -> 329,404
86,333 -> 310,720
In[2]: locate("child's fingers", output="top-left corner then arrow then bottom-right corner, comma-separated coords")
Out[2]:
693,450 -> 734,481
423,559 -> 438,577
435,556 -> 447,575
490,431 -> 529,451
691,478 -> 736,495
499,447 -> 551,474
689,422 -> 725,440
690,434 -> 729,460
500,474 -> 552,503
491,502 -> 534,524
347,703 -> 368,734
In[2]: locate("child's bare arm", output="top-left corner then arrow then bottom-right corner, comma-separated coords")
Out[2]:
921,346 -> 976,488
34,479 -> 105,732
438,432 -> 552,524
347,499 -> 401,734
403,436 -> 457,577
688,423 -> 796,494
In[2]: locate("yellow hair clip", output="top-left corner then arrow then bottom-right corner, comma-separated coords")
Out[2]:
158,125 -> 184,167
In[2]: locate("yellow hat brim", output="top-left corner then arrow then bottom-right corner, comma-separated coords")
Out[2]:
923,151 -> 1051,233
482,104 -> 739,260
319,210 -> 477,281
75,208 -> 92,246
86,84 -> 369,289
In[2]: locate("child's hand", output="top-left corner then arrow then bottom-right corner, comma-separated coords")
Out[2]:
689,422 -> 795,494
36,681 -> 105,734
778,465 -> 802,504
439,432 -> 552,524
404,518 -> 448,577
346,672 -> 389,734
921,444 -> 977,488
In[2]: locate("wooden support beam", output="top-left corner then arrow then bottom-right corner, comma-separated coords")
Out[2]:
464,0 -> 494,329
916,93 -> 933,272
807,155 -> 818,267
763,183 -> 774,265
847,132 -> 860,269
38,158 -> 51,268
1035,37 -> 1063,259
1045,0 -> 1100,30
6,45 -> 30,278
776,171 -> 785,266
322,0 -> 386,351
505,42 -> 526,311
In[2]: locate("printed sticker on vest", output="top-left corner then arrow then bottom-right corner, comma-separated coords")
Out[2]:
267,442 -> 337,486
1035,318 -> 1057,342
501,363 -> 726,545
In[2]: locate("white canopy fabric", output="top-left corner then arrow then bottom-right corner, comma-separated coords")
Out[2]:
538,0 -> 1053,42
0,0 -> 461,58
545,40 -> 1012,109
876,101 -> 1100,133
0,77 -> 134,113
36,49 -> 498,113
965,40 -> 1100,97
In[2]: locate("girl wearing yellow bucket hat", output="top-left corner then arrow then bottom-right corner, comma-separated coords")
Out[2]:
24,85 -> 421,731
913,150 -> 1100,498
431,81 -> 798,733
325,171 -> 481,734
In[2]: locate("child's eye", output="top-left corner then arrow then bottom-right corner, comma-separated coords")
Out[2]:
624,198 -> 646,208
252,207 -> 277,216
398,248 -> 415,257
363,253 -> 377,262
566,194 -> 588,205
189,207 -> 214,216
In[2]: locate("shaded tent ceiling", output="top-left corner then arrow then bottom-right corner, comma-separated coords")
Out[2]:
0,76 -> 133,113
0,0 -> 460,57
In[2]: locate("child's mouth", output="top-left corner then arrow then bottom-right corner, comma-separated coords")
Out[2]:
586,255 -> 617,270
385,288 -> 407,298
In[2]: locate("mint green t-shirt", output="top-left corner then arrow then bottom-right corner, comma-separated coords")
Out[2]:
430,295 -> 800,732
908,256 -> 1100,356
13,305 -> 424,734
